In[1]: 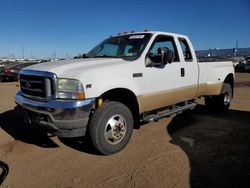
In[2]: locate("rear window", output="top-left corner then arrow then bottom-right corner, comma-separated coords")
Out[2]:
178,38 -> 193,62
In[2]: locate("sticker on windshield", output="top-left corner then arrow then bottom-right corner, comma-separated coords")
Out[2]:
129,35 -> 145,39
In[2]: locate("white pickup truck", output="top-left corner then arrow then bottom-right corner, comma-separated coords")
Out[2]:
15,31 -> 234,154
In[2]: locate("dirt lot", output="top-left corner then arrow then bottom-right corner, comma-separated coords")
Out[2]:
0,73 -> 250,188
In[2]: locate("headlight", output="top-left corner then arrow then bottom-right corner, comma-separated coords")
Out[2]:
57,78 -> 85,100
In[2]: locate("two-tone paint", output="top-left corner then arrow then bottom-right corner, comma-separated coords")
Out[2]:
22,31 -> 234,114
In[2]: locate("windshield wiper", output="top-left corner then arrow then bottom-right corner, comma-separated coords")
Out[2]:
82,54 -> 89,58
93,55 -> 121,58
73,54 -> 89,59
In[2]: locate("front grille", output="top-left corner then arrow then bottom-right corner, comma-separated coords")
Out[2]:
20,72 -> 55,100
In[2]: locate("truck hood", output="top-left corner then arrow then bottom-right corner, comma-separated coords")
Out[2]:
23,58 -> 127,78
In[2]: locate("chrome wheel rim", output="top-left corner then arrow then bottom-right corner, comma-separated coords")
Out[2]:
104,114 -> 127,145
224,91 -> 231,106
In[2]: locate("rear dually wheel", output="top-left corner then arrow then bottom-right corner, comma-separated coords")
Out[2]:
205,83 -> 232,110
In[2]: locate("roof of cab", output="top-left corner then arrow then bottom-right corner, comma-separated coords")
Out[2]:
112,31 -> 187,39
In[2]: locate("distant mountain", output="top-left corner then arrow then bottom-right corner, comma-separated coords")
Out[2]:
196,48 -> 250,58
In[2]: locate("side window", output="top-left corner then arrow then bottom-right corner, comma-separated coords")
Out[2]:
178,38 -> 193,62
149,35 -> 179,62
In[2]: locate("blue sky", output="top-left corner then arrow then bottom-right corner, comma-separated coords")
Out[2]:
0,0 -> 249,58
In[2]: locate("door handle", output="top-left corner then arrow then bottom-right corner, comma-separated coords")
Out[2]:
181,68 -> 185,77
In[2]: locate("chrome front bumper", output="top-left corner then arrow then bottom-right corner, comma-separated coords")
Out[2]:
15,91 -> 95,137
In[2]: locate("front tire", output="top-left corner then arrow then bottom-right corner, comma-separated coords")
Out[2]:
205,83 -> 232,110
89,101 -> 133,155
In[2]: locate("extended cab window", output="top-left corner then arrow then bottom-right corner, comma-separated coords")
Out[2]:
178,38 -> 193,61
149,35 -> 179,63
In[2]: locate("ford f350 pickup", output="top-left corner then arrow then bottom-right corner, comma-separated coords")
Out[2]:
15,31 -> 234,154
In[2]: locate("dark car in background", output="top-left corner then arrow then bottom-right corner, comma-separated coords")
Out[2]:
234,56 -> 250,72
0,62 -> 38,81
245,56 -> 250,72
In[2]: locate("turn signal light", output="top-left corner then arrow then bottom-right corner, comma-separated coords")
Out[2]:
75,92 -> 85,100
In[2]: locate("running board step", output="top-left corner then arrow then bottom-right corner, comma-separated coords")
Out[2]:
143,102 -> 197,123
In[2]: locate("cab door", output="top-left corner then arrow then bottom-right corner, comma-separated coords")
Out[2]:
177,37 -> 199,97
140,35 -> 197,112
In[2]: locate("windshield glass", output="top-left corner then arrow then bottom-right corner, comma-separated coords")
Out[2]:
86,33 -> 152,60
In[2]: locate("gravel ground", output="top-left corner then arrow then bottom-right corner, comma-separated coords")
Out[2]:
0,73 -> 250,188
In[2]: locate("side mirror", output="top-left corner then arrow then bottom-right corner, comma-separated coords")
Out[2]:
159,47 -> 175,64
145,53 -> 162,67
146,48 -> 175,67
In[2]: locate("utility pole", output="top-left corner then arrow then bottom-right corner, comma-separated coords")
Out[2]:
233,40 -> 238,56
22,47 -> 24,59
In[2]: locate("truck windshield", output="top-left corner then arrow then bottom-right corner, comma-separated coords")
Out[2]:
86,33 -> 152,60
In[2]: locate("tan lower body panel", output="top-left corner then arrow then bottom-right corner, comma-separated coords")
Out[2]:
196,82 -> 223,97
137,85 -> 197,113
137,82 -> 223,113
